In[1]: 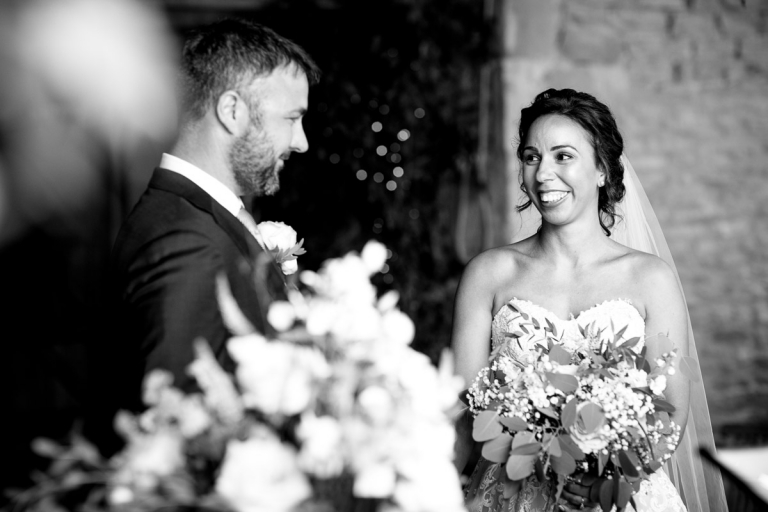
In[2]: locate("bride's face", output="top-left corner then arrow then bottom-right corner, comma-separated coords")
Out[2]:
521,114 -> 605,227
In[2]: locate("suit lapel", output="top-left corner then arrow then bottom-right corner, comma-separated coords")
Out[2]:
148,168 -> 255,260
147,167 -> 288,290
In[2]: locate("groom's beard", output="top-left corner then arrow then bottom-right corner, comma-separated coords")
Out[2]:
230,122 -> 282,197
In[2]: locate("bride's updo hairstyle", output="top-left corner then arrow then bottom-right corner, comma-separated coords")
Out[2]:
516,88 -> 626,236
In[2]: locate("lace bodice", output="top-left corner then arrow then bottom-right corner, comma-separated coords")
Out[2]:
490,298 -> 646,360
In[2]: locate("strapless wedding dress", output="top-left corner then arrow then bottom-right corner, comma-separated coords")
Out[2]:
463,298 -> 687,512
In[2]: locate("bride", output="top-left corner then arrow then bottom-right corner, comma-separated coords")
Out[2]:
451,89 -> 726,511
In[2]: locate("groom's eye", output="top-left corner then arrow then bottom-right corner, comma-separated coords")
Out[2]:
555,152 -> 572,162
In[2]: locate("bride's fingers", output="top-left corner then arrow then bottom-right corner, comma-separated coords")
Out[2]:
560,488 -> 596,509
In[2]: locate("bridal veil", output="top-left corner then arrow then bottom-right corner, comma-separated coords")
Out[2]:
610,155 -> 726,512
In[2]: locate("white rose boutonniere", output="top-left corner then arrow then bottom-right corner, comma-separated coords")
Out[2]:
255,221 -> 306,275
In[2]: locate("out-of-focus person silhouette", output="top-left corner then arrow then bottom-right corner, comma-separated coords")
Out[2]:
0,0 -> 177,493
92,18 -> 321,456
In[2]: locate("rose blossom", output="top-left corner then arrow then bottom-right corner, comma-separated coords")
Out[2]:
216,433 -> 311,512
255,221 -> 300,274
568,402 -> 609,454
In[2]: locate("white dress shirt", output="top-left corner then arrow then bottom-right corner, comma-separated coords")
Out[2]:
159,153 -> 243,217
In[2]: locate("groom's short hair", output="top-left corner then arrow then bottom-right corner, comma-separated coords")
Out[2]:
178,18 -> 320,122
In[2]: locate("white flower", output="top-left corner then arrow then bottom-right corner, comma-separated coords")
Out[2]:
314,253 -> 377,304
568,403 -> 609,454
382,309 -> 415,345
296,414 -> 344,478
358,385 -> 395,425
142,369 -> 174,406
361,240 -> 388,274
624,368 -> 648,389
330,303 -> 382,343
228,334 -> 330,416
267,300 -> 296,332
354,463 -> 397,498
187,339 -> 244,425
216,432 -> 311,512
176,394 -> 212,438
255,221 -> 303,275
255,221 -> 297,252
112,429 -> 184,491
650,375 -> 667,395
394,462 -> 465,512
377,289 -> 400,312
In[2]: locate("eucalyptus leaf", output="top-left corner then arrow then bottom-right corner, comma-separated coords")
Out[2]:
481,434 -> 513,463
537,406 -> 558,419
511,442 -> 542,456
545,372 -> 578,393
651,397 -> 676,414
599,477 -> 615,512
548,436 -> 562,457
506,454 -> 536,481
550,451 -> 576,475
548,345 -> 573,365
558,434 -> 585,460
499,416 -> 528,432
473,410 -> 503,442
561,399 -> 577,429
615,479 -> 632,510
619,450 -> 640,478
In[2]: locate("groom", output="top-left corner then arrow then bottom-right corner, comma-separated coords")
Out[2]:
90,18 -> 320,451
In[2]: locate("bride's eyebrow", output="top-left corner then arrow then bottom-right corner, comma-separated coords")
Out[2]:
551,144 -> 578,152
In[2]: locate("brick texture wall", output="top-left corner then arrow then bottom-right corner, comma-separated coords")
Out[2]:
499,0 -> 768,432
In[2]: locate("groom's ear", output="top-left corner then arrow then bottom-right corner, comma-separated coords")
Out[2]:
215,90 -> 249,136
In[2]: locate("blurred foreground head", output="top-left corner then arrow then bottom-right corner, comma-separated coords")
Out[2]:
0,0 -> 177,240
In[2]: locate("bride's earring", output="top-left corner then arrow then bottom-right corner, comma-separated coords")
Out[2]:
598,176 -> 605,187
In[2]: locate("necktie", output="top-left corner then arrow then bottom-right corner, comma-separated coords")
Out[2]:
237,207 -> 265,250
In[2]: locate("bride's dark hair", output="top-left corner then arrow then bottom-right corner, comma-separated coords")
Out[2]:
516,88 -> 626,236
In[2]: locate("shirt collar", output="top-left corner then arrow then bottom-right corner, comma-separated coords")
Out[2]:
159,153 -> 243,217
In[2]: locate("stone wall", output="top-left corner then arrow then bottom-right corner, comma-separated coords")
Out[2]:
498,0 -> 768,433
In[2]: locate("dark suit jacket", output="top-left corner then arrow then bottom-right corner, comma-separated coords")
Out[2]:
89,168 -> 281,452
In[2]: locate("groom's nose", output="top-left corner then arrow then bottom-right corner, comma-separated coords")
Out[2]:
290,122 -> 309,154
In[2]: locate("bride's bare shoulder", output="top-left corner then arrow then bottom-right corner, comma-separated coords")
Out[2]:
460,237 -> 534,285
616,245 -> 678,288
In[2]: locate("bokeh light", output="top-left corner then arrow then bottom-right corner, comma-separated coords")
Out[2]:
371,121 -> 383,132
373,172 -> 384,183
356,169 -> 367,180
414,108 -> 425,119
386,180 -> 397,191
376,145 -> 387,156
330,153 -> 340,164
393,166 -> 404,178
397,129 -> 411,141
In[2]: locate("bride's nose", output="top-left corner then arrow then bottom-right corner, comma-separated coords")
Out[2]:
536,157 -> 556,182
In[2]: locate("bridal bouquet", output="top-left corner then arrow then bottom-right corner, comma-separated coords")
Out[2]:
466,303 -> 700,512
15,240 -> 465,512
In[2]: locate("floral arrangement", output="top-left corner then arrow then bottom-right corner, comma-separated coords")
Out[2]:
466,302 -> 700,512
253,220 -> 306,275
12,239 -> 465,512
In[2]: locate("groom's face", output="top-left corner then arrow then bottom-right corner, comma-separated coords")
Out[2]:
231,64 -> 309,196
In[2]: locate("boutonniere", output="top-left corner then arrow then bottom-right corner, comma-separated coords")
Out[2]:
254,221 -> 306,275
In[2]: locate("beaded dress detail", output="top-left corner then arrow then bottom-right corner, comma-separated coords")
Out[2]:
463,298 -> 686,512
